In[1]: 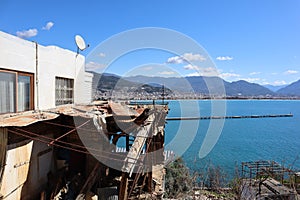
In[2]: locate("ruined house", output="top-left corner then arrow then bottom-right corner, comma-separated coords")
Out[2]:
0,31 -> 168,200
241,160 -> 300,200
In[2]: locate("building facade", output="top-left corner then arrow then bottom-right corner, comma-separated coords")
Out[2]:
0,31 -> 93,113
0,31 -> 93,200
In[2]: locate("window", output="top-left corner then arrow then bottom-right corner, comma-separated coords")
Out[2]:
0,70 -> 34,114
55,77 -> 74,106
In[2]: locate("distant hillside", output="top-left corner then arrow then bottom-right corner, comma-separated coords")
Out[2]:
124,75 -> 275,96
263,84 -> 288,92
89,71 -> 134,92
88,71 -> 172,95
228,80 -> 275,96
124,75 -> 195,93
89,72 -> 300,97
277,79 -> 300,96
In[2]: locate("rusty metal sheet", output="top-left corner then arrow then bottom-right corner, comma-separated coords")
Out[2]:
109,101 -> 139,117
0,112 -> 59,127
0,104 -> 99,127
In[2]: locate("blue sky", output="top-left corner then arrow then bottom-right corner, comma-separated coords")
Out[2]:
1,0 -> 300,85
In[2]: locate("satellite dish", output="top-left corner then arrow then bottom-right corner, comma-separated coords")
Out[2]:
75,35 -> 88,51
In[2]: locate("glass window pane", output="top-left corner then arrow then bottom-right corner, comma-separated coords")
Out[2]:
0,71 -> 16,113
18,75 -> 31,112
55,77 -> 74,106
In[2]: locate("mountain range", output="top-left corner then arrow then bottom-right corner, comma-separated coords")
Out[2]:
277,80 -> 300,96
262,84 -> 288,92
89,71 -> 300,97
124,75 -> 276,96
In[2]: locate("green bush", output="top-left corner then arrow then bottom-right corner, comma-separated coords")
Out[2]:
165,157 -> 193,198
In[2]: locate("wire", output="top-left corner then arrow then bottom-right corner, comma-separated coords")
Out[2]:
12,127 -> 127,160
42,121 -> 99,133
8,129 -> 135,164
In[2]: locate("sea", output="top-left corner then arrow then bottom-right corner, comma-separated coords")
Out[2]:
163,100 -> 300,179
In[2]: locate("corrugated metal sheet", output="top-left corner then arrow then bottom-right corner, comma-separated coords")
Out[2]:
0,104 -> 100,127
0,112 -> 59,127
109,102 -> 138,116
0,141 -> 33,200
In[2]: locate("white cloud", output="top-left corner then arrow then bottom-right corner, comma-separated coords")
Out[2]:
42,21 -> 54,30
183,64 -> 200,70
262,80 -> 287,86
186,72 -> 201,77
216,56 -> 233,61
143,66 -> 153,70
186,67 -> 219,77
249,71 -> 261,75
284,70 -> 298,75
85,61 -> 106,71
273,80 -> 287,86
158,71 -> 176,75
167,53 -> 206,64
240,78 -> 261,83
182,53 -> 206,62
99,53 -> 106,57
158,71 -> 175,75
202,67 -> 219,75
167,56 -> 182,64
16,28 -> 38,38
220,72 -> 241,79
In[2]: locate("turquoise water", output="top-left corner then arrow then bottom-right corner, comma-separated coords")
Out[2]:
164,100 -> 300,178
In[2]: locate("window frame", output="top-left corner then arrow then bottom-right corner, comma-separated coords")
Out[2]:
0,69 -> 34,114
55,76 -> 74,106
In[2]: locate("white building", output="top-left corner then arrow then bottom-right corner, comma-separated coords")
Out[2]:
0,30 -> 93,114
0,31 -> 94,200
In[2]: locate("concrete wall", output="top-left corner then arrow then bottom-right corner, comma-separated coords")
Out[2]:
0,31 -> 93,110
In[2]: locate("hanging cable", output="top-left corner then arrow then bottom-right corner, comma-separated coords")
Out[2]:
8,128 -> 144,165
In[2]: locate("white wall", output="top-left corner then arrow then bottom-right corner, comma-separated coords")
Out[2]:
0,31 -> 93,111
0,32 -> 35,73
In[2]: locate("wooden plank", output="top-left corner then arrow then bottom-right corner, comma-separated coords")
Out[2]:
147,172 -> 152,192
119,172 -> 129,200
109,101 -> 138,116
122,114 -> 155,176
77,162 -> 100,198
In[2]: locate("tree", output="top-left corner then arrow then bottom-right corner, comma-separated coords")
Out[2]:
164,157 -> 193,198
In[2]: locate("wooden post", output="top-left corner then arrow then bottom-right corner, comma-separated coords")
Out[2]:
119,172 -> 129,200
147,172 -> 153,193
126,134 -> 130,152
146,138 -> 153,193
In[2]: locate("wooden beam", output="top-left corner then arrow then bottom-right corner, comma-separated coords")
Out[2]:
48,119 -> 90,145
147,172 -> 152,193
119,172 -> 129,200
78,162 -> 100,196
126,134 -> 130,152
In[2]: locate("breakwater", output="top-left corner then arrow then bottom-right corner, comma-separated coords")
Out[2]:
166,113 -> 293,121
